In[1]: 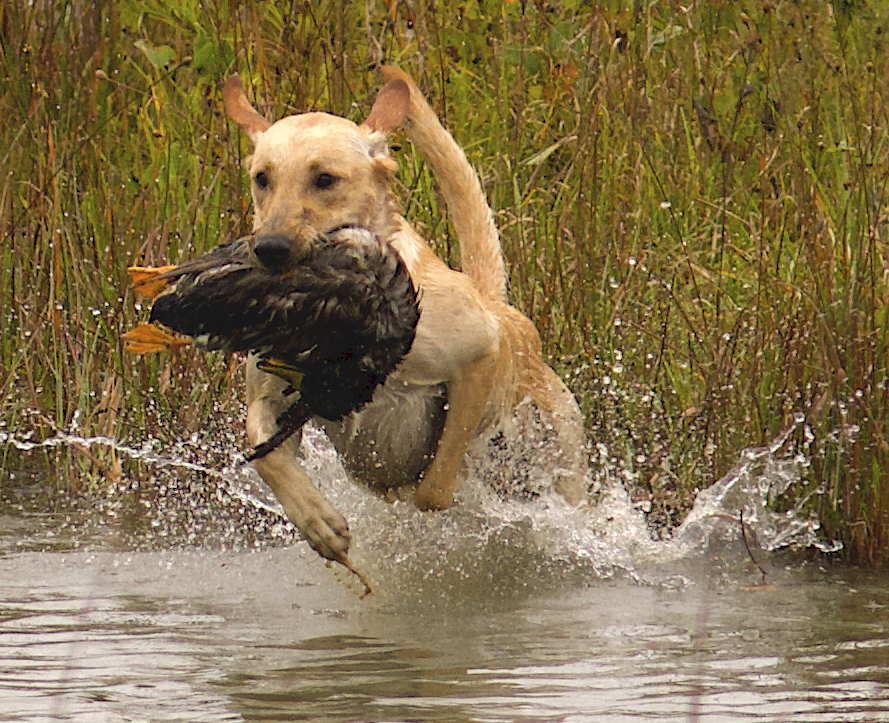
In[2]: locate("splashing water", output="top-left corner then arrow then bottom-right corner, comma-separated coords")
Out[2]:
0,413 -> 840,591
658,415 -> 843,562
0,426 -> 283,518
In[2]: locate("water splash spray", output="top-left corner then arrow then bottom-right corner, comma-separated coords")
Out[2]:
0,412 -> 840,587
0,425 -> 285,519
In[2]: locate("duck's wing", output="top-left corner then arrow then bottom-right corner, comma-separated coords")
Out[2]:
272,240 -> 420,421
147,265 -> 305,354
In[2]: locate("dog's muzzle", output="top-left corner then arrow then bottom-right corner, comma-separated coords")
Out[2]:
254,234 -> 294,267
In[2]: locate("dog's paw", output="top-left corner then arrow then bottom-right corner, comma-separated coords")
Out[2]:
299,503 -> 352,560
414,482 -> 454,511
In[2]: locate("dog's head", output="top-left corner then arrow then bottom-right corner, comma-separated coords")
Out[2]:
223,75 -> 410,268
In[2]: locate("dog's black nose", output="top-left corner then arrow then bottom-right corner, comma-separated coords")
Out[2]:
254,235 -> 293,267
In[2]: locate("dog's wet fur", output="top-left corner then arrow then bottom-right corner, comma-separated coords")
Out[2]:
223,68 -> 588,560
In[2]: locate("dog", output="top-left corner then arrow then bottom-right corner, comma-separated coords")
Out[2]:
222,67 -> 588,561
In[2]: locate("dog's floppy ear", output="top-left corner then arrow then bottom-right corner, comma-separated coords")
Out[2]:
223,75 -> 271,142
362,76 -> 411,135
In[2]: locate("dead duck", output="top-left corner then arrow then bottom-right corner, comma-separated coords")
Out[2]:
124,227 -> 420,461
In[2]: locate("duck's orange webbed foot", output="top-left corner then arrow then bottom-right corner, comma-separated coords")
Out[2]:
128,265 -> 177,300
123,322 -> 191,354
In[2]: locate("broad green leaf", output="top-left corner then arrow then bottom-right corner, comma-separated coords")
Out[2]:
193,26 -> 233,77
134,39 -> 176,69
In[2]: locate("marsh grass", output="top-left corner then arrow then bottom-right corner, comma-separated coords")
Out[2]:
1,0 -> 887,563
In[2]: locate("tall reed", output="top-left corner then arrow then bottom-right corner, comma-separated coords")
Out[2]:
1,0 -> 886,563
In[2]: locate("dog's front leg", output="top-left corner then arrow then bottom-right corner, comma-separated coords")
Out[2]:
414,353 -> 498,511
245,357 -> 351,559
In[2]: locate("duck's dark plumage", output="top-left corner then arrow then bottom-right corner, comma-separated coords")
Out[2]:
129,228 -> 419,458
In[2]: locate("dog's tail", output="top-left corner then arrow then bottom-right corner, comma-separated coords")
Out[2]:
380,67 -> 507,305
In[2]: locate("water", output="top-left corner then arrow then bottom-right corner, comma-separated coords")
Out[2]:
1,422 -> 888,722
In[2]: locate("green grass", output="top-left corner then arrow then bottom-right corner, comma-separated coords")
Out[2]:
1,0 -> 888,564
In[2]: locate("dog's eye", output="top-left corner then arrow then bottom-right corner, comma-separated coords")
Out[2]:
314,172 -> 337,190
254,171 -> 269,189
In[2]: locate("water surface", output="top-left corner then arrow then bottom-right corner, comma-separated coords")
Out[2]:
1,543 -> 888,722
1,425 -> 887,722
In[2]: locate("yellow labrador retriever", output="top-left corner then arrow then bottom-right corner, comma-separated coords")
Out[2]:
223,67 -> 587,561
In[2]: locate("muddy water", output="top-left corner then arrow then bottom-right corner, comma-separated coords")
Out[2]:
1,543 -> 888,723
1,427 -> 888,722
